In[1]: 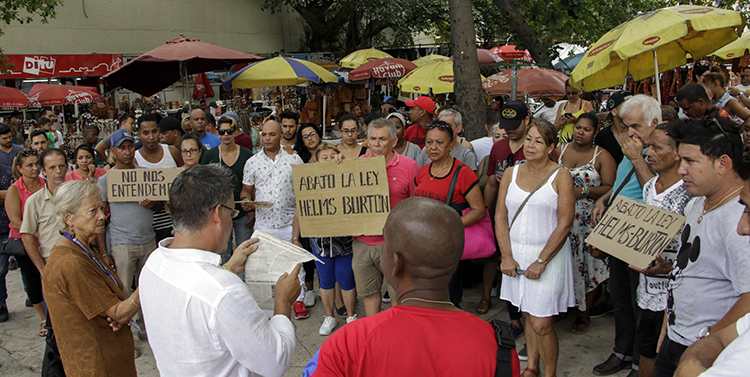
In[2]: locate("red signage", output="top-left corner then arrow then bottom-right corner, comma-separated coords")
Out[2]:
0,54 -> 123,79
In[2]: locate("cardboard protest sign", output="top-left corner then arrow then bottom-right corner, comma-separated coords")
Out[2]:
586,196 -> 686,270
293,156 -> 390,237
106,168 -> 182,202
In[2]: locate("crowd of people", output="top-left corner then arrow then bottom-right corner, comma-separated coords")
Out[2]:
4,62 -> 750,377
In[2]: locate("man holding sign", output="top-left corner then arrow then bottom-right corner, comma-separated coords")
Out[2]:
353,118 -> 418,317
97,129 -> 156,296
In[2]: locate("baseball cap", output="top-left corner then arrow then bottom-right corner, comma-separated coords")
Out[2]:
158,116 -> 183,134
405,96 -> 437,115
498,100 -> 529,130
605,91 -> 632,112
110,128 -> 135,148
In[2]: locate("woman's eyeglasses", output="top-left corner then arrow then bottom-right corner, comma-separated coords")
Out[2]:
218,128 -> 236,135
181,148 -> 200,155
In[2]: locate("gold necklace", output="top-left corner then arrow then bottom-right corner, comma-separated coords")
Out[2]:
400,297 -> 455,307
698,186 -> 743,223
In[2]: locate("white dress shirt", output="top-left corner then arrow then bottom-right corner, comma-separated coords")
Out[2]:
139,239 -> 296,377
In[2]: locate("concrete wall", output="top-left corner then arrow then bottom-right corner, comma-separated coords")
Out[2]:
0,0 -> 305,55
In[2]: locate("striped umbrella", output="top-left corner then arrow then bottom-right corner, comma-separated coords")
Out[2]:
226,56 -> 338,89
339,48 -> 393,69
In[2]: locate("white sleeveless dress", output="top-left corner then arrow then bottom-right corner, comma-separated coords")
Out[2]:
500,166 -> 575,317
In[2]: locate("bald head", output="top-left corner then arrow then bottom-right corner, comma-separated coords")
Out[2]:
261,120 -> 282,153
190,108 -> 207,135
382,198 -> 463,283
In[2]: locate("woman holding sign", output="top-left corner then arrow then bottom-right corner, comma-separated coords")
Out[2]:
414,120 -> 486,307
496,120 -> 575,377
558,112 -> 616,332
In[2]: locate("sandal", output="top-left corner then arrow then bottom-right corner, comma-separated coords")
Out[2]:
521,368 -> 539,377
476,299 -> 491,314
38,320 -> 48,337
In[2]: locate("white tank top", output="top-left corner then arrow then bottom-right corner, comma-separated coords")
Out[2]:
135,144 -> 177,168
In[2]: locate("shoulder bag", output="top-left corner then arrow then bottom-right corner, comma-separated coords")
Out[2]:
446,164 -> 496,260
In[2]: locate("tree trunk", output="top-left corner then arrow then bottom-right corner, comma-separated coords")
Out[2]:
449,0 -> 486,141
494,0 -> 552,67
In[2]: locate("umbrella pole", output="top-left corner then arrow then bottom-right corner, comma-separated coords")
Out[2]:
511,60 -> 518,101
322,93 -> 327,139
653,51 -> 661,103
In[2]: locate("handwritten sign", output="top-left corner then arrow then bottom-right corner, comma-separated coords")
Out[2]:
106,168 -> 182,202
586,197 -> 686,270
293,156 -> 390,237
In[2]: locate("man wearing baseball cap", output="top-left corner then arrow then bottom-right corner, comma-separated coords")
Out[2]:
404,96 -> 437,148
97,127 -> 157,308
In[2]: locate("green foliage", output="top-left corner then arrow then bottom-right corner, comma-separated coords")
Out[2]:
0,0 -> 60,27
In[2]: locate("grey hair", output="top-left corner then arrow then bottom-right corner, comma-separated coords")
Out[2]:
53,180 -> 101,230
367,118 -> 397,139
620,94 -> 662,126
167,164 -> 234,232
438,108 -> 463,127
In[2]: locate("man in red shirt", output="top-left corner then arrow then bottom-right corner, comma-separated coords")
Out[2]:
484,100 -> 530,210
314,197 -> 497,377
354,118 -> 418,317
404,96 -> 436,148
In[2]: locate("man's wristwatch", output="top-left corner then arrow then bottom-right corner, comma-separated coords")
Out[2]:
536,257 -> 547,265
697,326 -> 711,339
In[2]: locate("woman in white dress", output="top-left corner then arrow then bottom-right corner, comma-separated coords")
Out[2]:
496,120 -> 576,377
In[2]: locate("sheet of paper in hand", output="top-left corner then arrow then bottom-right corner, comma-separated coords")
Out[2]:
292,156 -> 390,237
244,231 -> 321,309
106,168 -> 182,202
586,196 -> 686,270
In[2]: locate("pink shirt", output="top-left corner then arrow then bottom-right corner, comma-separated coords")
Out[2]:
356,152 -> 418,246
9,177 -> 44,240
65,167 -> 107,181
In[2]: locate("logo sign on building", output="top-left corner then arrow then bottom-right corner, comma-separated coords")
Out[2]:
0,54 -> 122,79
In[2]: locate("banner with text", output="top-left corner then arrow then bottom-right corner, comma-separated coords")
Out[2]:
106,168 -> 182,203
293,156 -> 390,237
586,196 -> 686,270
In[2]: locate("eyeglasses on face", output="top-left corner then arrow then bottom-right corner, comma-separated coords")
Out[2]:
181,148 -> 200,155
218,128 -> 236,135
219,204 -> 239,218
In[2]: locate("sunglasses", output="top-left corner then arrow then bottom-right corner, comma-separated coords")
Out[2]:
218,128 -> 236,135
427,120 -> 452,131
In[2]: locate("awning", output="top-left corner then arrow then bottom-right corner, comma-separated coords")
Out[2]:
0,54 -> 123,79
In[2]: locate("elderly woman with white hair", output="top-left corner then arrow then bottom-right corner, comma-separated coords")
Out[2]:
42,180 -> 140,377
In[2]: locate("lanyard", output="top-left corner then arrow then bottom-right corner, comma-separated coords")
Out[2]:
61,231 -> 120,289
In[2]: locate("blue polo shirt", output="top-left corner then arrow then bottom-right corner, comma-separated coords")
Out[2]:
612,157 -> 643,201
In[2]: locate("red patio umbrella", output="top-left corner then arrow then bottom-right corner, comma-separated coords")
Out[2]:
477,48 -> 503,65
0,86 -> 30,108
102,35 -> 263,96
483,67 -> 568,97
27,84 -> 102,106
349,58 -> 417,81
491,44 -> 533,62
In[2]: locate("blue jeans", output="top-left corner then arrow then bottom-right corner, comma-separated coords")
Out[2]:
223,214 -> 254,263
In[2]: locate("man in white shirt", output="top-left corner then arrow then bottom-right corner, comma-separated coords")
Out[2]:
139,164 -> 301,377
533,97 -> 561,124
673,174 -> 750,377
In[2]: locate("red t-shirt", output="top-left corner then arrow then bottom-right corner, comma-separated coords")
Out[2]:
415,159 -> 478,206
404,123 -> 427,148
487,139 -> 525,178
313,305 -> 497,377
234,132 -> 252,150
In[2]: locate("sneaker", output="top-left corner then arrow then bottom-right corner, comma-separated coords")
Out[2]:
336,306 -> 347,318
518,345 -> 528,361
382,291 -> 391,304
303,291 -> 316,308
593,354 -> 630,376
0,305 -> 8,323
8,256 -> 17,271
319,316 -> 337,335
293,301 -> 310,320
346,315 -> 358,324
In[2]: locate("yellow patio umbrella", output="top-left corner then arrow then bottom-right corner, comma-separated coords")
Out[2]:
339,48 -> 393,69
412,54 -> 451,67
571,5 -> 743,100
226,56 -> 338,89
398,60 -> 484,94
712,32 -> 750,59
